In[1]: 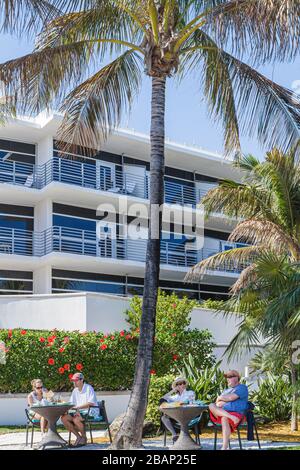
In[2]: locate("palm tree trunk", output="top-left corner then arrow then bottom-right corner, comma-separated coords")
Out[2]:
111,76 -> 166,449
290,361 -> 298,431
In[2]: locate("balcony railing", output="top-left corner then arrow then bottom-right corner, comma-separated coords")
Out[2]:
0,156 -> 216,205
0,225 -> 243,273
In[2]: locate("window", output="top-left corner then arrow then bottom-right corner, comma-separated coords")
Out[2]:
0,270 -> 33,295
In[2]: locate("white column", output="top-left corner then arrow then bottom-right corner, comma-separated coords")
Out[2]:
33,198 -> 53,293
33,265 -> 52,294
36,135 -> 53,166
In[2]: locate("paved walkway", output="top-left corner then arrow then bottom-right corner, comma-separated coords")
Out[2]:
0,430 -> 299,450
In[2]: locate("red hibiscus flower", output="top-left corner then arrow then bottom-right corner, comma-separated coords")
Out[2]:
63,337 -> 70,344
76,363 -> 83,371
58,367 -> 65,374
150,369 -> 156,375
20,330 -> 27,335
58,347 -> 65,353
172,333 -> 177,337
64,364 -> 70,371
120,331 -> 125,337
173,355 -> 179,361
100,338 -> 105,343
48,358 -> 55,366
125,335 -> 131,341
39,337 -> 46,343
8,330 -> 12,339
100,344 -> 108,351
172,303 -> 177,309
110,336 -> 115,340
68,373 -> 74,380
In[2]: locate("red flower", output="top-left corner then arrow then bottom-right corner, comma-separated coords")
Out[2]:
120,331 -> 125,337
125,335 -> 131,341
173,355 -> 179,361
76,363 -> 83,371
172,303 -> 177,309
104,334 -> 108,339
110,336 -> 115,340
64,364 -> 70,371
100,344 -> 108,351
172,333 -> 177,337
100,339 -> 105,343
58,347 -> 65,353
150,369 -> 156,375
68,373 -> 74,380
20,330 -> 27,335
58,367 -> 65,374
39,337 -> 46,343
63,337 -> 70,344
8,330 -> 12,339
48,358 -> 55,366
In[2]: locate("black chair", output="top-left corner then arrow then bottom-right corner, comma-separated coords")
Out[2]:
68,400 -> 112,445
210,408 -> 261,450
25,408 -> 41,448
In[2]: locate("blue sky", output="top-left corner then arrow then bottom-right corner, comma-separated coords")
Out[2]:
0,33 -> 299,158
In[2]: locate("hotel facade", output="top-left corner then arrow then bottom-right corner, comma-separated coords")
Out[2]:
0,112 -> 241,297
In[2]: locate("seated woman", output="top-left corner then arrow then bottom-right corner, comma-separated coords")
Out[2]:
27,379 -> 48,436
161,376 -> 195,443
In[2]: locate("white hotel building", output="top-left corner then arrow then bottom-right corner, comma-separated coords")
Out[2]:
0,112 -> 255,372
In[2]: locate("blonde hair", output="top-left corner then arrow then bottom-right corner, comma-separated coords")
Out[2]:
31,379 -> 43,391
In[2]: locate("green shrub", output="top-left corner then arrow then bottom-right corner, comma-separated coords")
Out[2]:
200,299 -> 226,311
126,291 -> 216,373
146,375 -> 174,427
0,329 -> 137,393
179,354 -> 226,403
250,373 -> 292,421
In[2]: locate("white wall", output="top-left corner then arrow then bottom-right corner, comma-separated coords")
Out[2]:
86,294 -> 129,332
0,392 -> 131,426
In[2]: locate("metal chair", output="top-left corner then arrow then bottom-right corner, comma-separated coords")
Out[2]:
25,408 -> 41,448
211,408 -> 261,450
68,400 -> 112,445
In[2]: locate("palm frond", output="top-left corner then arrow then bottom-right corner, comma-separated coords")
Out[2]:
230,264 -> 257,294
57,49 -> 143,152
229,219 -> 300,259
206,0 -> 300,64
0,0 -> 60,36
185,245 -> 260,282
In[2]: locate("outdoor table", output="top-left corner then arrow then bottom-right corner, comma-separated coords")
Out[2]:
29,403 -> 73,450
160,404 -> 208,450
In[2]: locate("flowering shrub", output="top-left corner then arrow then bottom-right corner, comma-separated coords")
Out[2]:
0,293 -> 216,393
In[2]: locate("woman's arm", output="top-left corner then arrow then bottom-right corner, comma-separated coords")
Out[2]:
27,393 -> 33,406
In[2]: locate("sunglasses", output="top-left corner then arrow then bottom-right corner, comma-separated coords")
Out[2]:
226,375 -> 238,379
176,382 -> 186,386
35,386 -> 43,389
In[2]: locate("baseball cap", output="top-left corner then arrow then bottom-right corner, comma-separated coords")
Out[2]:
70,372 -> 84,381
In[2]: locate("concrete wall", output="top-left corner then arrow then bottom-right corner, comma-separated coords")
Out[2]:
0,391 -> 131,426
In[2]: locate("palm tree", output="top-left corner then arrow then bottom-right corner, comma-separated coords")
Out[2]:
1,0 -> 300,448
186,147 -> 300,290
221,252 -> 300,430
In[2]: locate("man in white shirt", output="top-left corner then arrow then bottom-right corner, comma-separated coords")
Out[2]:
161,376 -> 195,443
61,372 -> 99,447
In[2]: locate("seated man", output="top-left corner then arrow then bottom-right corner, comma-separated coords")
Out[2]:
209,369 -> 248,450
61,372 -> 99,447
161,376 -> 195,444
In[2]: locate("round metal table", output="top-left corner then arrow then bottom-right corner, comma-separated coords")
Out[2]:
160,404 -> 208,450
29,403 -> 73,450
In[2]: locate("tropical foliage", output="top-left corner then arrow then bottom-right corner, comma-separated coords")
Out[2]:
250,373 -> 293,422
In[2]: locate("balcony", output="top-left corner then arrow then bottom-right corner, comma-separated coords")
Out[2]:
0,156 -> 216,205
0,225 -> 243,273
